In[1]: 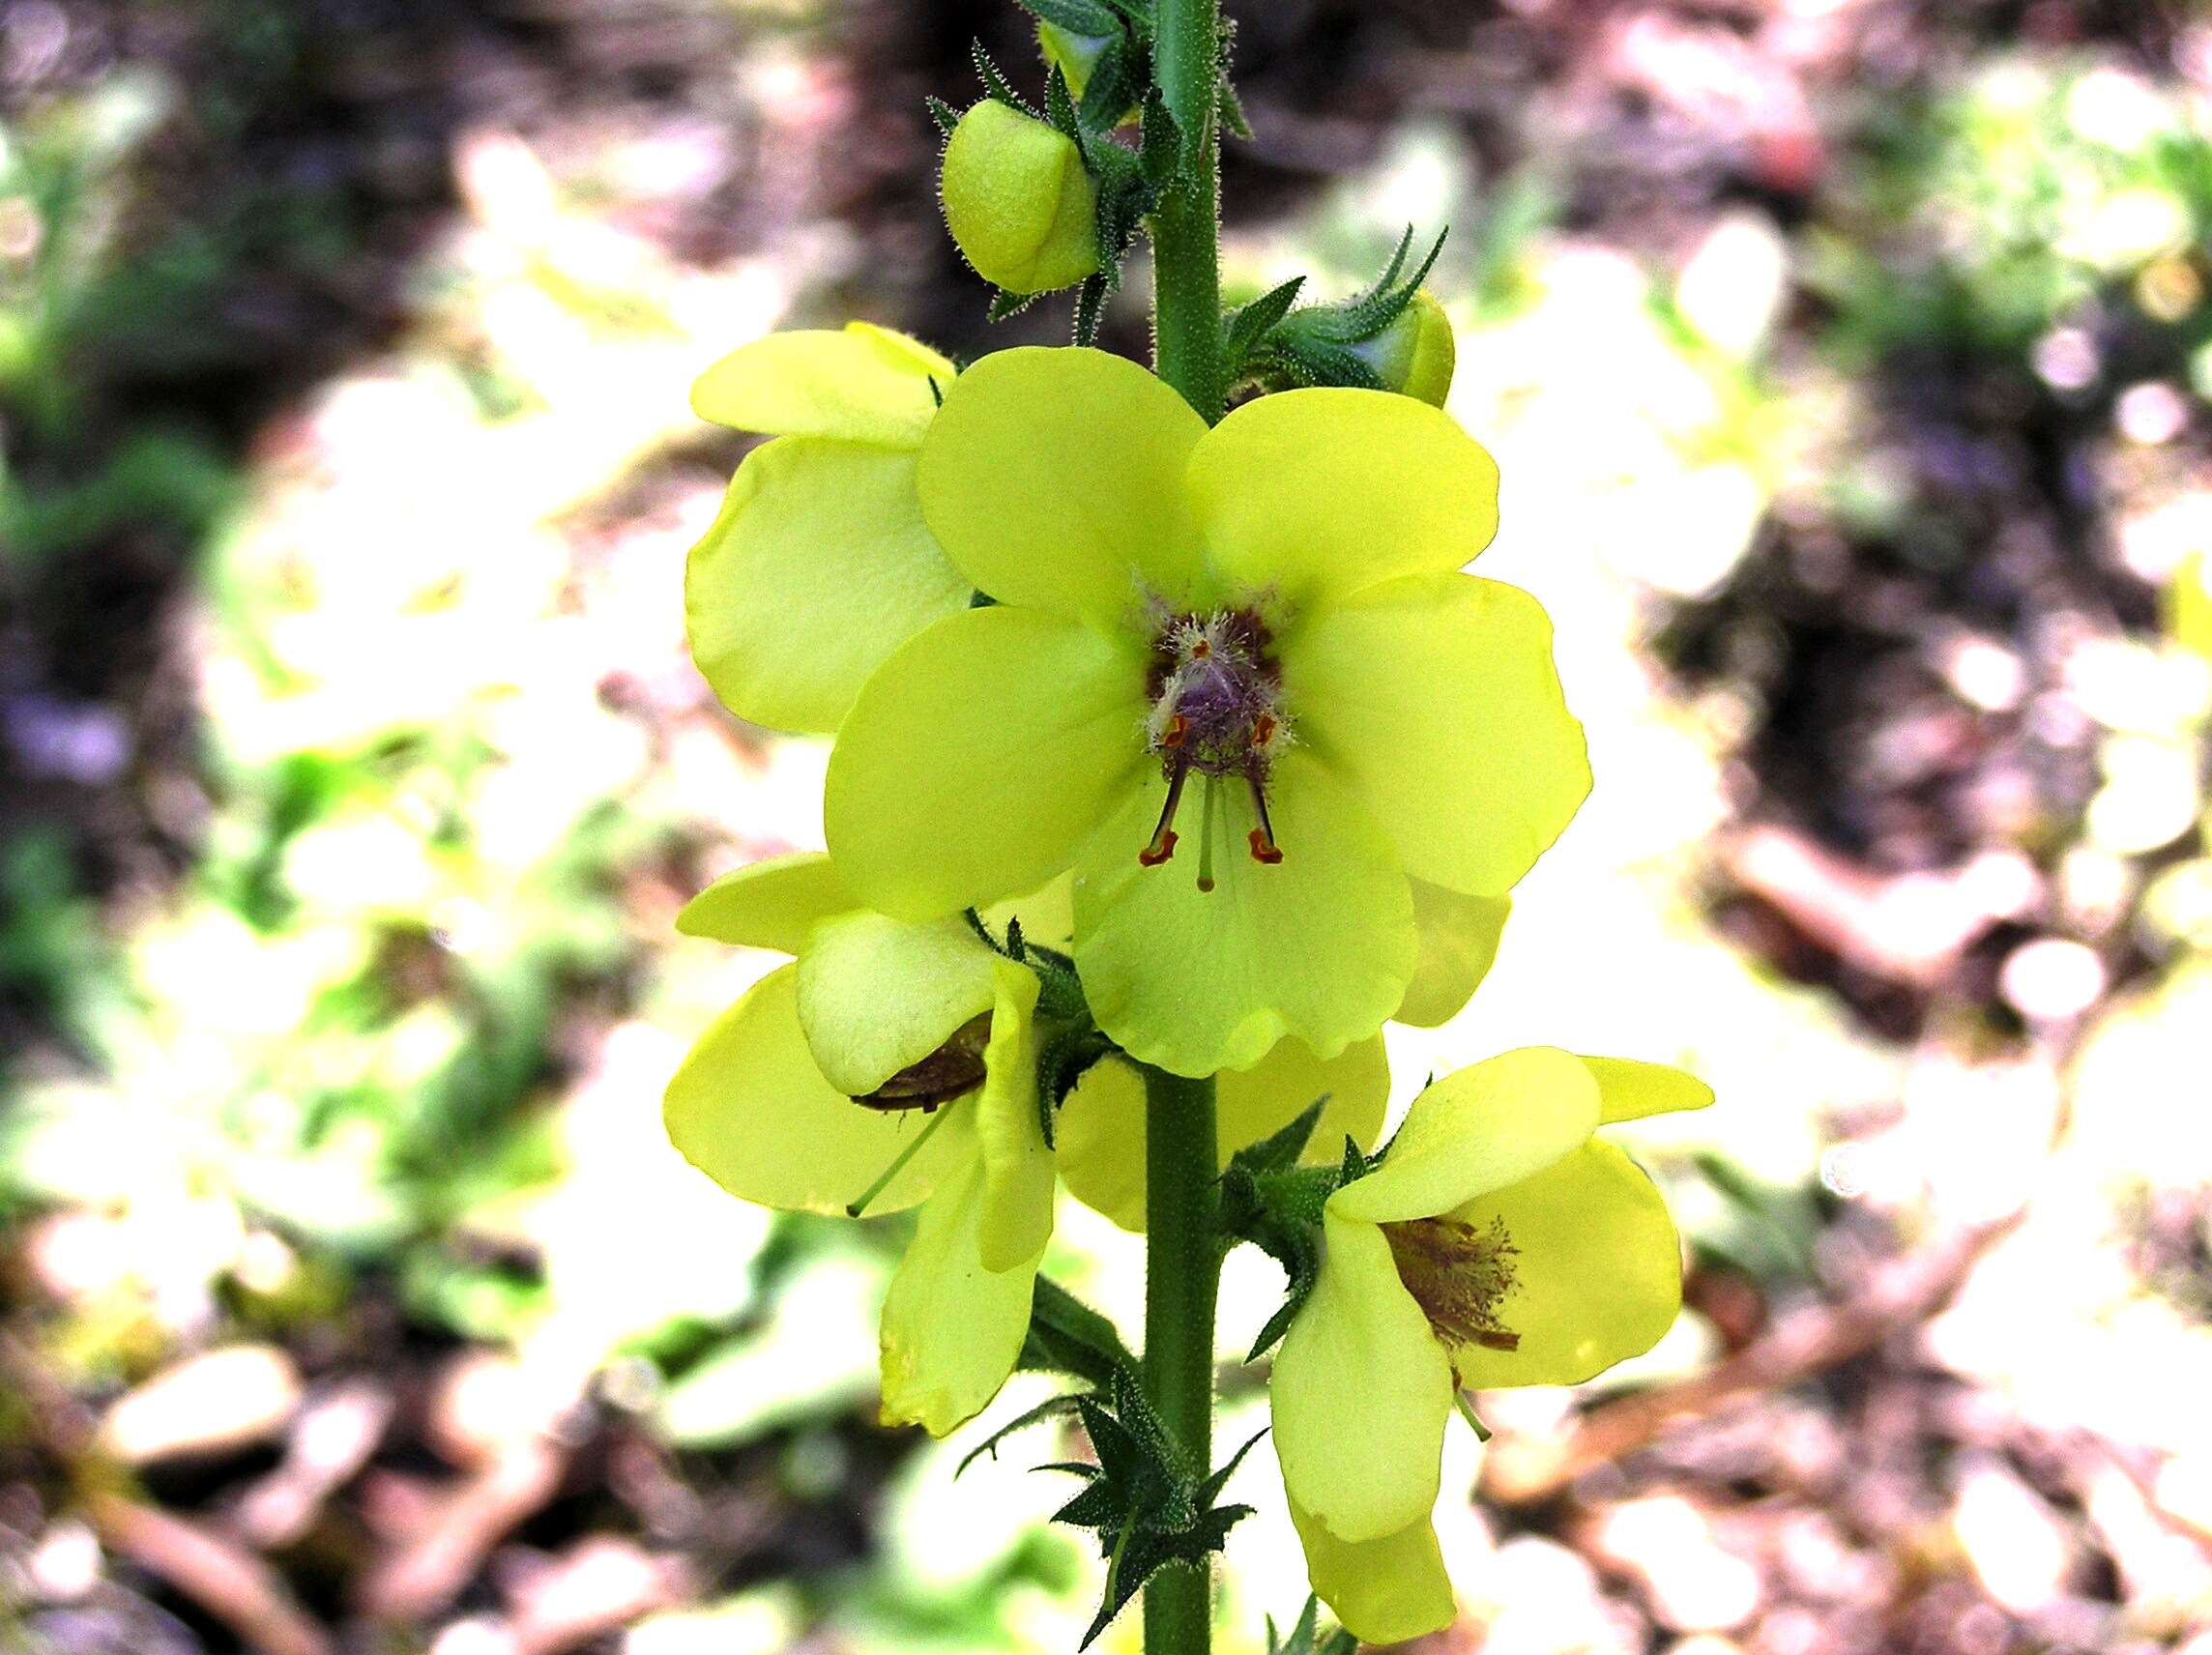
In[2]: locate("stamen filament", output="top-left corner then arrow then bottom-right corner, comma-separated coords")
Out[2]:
1142,749 -> 1192,866
1197,774 -> 1221,893
1244,759 -> 1283,864
844,1101 -> 958,1218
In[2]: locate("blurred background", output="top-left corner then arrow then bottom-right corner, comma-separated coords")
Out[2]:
5,1 -> 2212,1651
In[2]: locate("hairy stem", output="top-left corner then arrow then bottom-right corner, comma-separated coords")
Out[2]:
1150,0 -> 1225,422
1142,1064 -> 1221,1655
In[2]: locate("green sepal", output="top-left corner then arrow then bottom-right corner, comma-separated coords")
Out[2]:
1020,1275 -> 1139,1388
1081,1503 -> 1252,1648
1035,1021 -> 1115,1147
1239,225 -> 1451,392
972,41 -> 1031,114
1266,1595 -> 1359,1655
987,285 -> 1040,322
1230,1093 -> 1329,1181
1217,73 -> 1252,141
1217,1104 -> 1363,1361
1136,85 -> 1183,189
926,95 -> 961,138
1076,39 -> 1140,133
1043,62 -> 1086,151
1046,1369 -> 1259,1648
1073,273 -> 1111,346
1226,276 -> 1306,367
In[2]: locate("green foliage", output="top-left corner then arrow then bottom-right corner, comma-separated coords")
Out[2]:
1813,56 -> 2212,362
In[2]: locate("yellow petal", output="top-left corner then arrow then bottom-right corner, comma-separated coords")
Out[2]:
1189,388 -> 1499,609
1054,1037 -> 1391,1233
1582,1057 -> 1715,1123
1287,1496 -> 1456,1646
916,347 -> 1209,623
975,961 -> 1055,1273
879,1113 -> 1041,1437
1449,1140 -> 1683,1390
664,964 -> 965,1216
690,322 -> 949,445
1074,751 -> 1416,1078
1397,881 -> 1510,1028
1330,1046 -> 1598,1226
796,911 -> 997,1096
1271,1211 -> 1454,1544
1282,572 -> 1589,897
675,853 -> 854,952
685,438 -> 972,734
826,605 -> 1150,922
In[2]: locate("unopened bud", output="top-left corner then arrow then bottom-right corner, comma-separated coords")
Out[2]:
1352,289 -> 1456,407
940,101 -> 1099,296
1036,21 -> 1114,102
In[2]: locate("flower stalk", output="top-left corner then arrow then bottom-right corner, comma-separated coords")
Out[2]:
1150,0 -> 1225,423
1141,1061 -> 1221,1655
1143,0 -> 1227,1643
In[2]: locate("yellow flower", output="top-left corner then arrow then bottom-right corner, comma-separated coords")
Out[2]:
664,854 -> 1059,1435
825,347 -> 1587,1077
686,323 -> 973,733
1270,1049 -> 1711,1641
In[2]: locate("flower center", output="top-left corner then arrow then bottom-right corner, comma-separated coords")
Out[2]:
1138,607 -> 1291,887
853,1011 -> 992,1114
1382,1215 -> 1522,1355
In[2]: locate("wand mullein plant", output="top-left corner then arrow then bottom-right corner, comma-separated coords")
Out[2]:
666,0 -> 1712,1647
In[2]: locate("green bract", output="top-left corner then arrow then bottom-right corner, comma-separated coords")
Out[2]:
941,102 -> 1101,296
823,347 -> 1588,1077
685,324 -> 972,733
1269,1048 -> 1712,1642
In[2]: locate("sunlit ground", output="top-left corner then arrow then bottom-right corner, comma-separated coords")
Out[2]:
6,7 -> 2212,1653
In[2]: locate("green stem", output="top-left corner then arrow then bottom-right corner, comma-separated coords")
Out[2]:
1150,0 -> 1225,422
1141,1063 -> 1220,1655
1141,7 -> 1227,1647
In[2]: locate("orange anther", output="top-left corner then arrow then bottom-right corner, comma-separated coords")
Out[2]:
1140,830 -> 1179,867
1161,713 -> 1188,748
1247,828 -> 1283,865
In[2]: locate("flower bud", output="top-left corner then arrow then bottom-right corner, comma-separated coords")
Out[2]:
940,101 -> 1100,296
1036,21 -> 1138,127
1351,288 -> 1456,407
1036,20 -> 1114,102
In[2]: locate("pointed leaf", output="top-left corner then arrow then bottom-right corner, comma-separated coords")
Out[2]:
1226,275 -> 1306,364
972,42 -> 1029,112
1228,1093 -> 1329,1179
